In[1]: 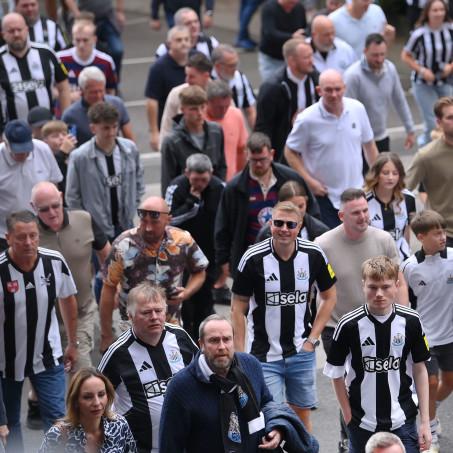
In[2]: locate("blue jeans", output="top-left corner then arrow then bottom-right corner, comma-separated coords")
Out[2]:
2,364 -> 66,453
347,419 -> 419,453
412,81 -> 452,146
316,196 -> 341,229
261,350 -> 317,409
237,0 -> 264,41
258,52 -> 285,82
96,17 -> 124,80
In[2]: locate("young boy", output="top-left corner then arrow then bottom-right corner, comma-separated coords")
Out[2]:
402,210 -> 453,453
324,255 -> 431,453
42,120 -> 77,195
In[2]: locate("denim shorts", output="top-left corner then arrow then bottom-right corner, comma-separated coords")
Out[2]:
260,350 -> 317,409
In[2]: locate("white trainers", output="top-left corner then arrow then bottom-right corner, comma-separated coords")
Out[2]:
436,417 -> 442,437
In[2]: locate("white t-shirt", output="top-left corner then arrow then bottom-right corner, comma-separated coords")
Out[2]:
286,97 -> 374,209
329,4 -> 387,58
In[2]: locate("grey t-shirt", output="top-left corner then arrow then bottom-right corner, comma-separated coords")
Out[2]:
315,225 -> 399,327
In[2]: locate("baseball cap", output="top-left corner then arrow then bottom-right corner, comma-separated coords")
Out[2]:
4,119 -> 34,153
27,106 -> 53,128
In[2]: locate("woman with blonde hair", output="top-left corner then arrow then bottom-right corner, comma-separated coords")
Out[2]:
364,152 -> 416,261
39,368 -> 136,452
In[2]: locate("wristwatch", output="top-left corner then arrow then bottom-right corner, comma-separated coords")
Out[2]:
304,337 -> 320,348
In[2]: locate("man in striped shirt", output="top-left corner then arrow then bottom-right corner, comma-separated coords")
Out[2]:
0,210 -> 78,453
0,13 -> 70,131
14,0 -> 68,52
99,281 -> 198,453
324,256 -> 431,452
231,201 -> 336,431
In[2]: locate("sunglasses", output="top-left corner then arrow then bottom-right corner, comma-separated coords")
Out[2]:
272,219 -> 299,229
36,202 -> 61,213
137,209 -> 169,220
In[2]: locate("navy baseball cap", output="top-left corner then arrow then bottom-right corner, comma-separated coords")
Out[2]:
27,106 -> 53,128
4,119 -> 34,153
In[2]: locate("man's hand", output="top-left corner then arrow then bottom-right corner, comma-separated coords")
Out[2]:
115,10 -> 126,30
259,429 -> 282,450
383,24 -> 395,43
0,425 -> 8,446
150,131 -> 160,151
203,13 -> 213,29
442,62 -> 453,78
404,132 -> 415,150
64,344 -> 78,372
167,287 -> 186,306
421,68 -> 436,84
308,178 -> 328,197
301,340 -> 315,353
292,28 -> 305,39
214,263 -> 230,289
189,186 -> 202,199
100,333 -> 114,354
418,420 -> 431,452
150,19 -> 161,30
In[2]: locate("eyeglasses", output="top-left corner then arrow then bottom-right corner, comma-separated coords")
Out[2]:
272,219 -> 299,229
137,209 -> 170,220
36,202 -> 62,213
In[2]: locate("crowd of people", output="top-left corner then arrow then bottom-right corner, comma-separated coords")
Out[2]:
0,0 -> 453,452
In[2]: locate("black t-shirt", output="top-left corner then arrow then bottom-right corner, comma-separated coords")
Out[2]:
144,53 -> 186,126
259,0 -> 307,60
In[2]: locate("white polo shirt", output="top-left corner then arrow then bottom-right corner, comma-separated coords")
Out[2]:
286,97 -> 373,209
309,37 -> 357,74
0,139 -> 62,238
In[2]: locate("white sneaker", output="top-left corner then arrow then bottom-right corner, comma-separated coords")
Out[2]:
436,417 -> 442,437
427,439 -> 440,453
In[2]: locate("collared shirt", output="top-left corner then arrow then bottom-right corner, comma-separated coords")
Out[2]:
308,36 -> 357,73
0,140 -> 62,238
103,226 -> 209,323
286,97 -> 374,208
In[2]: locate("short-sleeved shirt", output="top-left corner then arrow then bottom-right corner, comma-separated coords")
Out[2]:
309,37 -> 357,74
324,304 -> 430,432
232,237 -> 336,362
0,140 -> 63,238
103,226 -> 209,324
286,97 -> 374,209
58,47 -> 117,91
144,54 -> 186,126
62,94 -> 130,145
402,247 -> 453,347
367,189 -> 416,262
0,247 -> 77,381
0,42 -> 68,128
329,4 -> 387,58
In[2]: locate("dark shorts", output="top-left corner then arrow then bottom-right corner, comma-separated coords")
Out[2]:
425,342 -> 453,375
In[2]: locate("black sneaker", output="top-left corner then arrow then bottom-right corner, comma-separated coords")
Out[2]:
338,439 -> 349,453
26,399 -> 43,430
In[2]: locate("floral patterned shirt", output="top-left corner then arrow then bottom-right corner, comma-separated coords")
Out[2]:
103,226 -> 209,324
38,414 -> 137,452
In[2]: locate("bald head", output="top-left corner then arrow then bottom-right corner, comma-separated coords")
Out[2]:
317,69 -> 345,114
311,16 -> 336,52
31,181 -> 60,204
2,13 -> 29,54
140,196 -> 169,213
30,182 -> 64,231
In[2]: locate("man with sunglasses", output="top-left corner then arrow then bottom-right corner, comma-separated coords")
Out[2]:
100,196 -> 208,353
0,119 -> 62,251
231,201 -> 337,432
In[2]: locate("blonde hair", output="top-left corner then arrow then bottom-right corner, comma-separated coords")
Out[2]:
272,201 -> 302,222
41,120 -> 68,138
362,256 -> 399,281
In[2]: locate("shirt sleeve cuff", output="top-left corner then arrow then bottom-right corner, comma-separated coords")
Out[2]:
323,362 -> 345,379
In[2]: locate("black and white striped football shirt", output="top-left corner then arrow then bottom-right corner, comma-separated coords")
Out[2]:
324,304 -> 430,432
0,42 -> 68,128
212,68 -> 256,110
98,325 -> 198,453
232,237 -> 336,363
0,247 -> 76,381
29,17 -> 68,52
404,23 -> 453,85
367,189 -> 416,262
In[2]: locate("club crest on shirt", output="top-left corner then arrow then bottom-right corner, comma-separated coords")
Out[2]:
6,280 -> 19,293
392,333 -> 405,347
257,207 -> 273,226
296,268 -> 308,280
168,349 -> 182,364
40,274 -> 51,286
